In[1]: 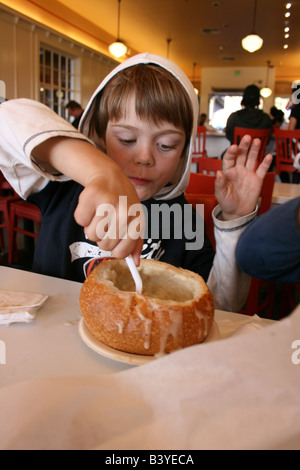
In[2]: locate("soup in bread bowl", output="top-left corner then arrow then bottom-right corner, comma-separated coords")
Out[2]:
79,259 -> 214,356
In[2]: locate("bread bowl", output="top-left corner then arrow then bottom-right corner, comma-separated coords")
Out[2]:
79,259 -> 214,356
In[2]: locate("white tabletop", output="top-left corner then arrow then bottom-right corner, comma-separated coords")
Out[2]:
272,182 -> 300,204
1,266 -> 300,451
0,266 -> 273,388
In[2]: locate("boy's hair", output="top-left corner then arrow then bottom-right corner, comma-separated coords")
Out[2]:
88,64 -> 193,152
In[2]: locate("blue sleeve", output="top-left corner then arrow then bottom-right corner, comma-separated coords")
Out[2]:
236,197 -> 300,283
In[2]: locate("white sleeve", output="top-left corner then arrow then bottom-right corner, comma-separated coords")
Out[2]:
207,205 -> 258,313
0,98 -> 93,199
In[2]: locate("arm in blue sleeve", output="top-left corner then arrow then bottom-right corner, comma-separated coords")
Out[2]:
236,197 -> 300,283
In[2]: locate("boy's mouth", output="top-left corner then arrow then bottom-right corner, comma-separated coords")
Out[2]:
130,177 -> 151,186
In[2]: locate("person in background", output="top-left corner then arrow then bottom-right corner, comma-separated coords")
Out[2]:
236,196 -> 300,284
65,100 -> 84,129
225,84 -> 272,145
198,113 -> 207,126
270,106 -> 285,129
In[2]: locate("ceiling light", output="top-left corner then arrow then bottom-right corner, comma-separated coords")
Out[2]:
108,0 -> 127,58
260,60 -> 272,98
285,11 -> 291,17
286,2 -> 292,8
285,26 -> 290,32
192,62 -> 199,95
283,44 -> 289,49
241,0 -> 263,53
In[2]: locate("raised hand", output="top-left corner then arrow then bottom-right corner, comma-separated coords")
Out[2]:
215,135 -> 273,220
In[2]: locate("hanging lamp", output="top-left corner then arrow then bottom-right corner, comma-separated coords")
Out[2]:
109,0 -> 128,58
260,61 -> 272,98
192,62 -> 199,96
241,0 -> 263,53
166,38 -> 172,58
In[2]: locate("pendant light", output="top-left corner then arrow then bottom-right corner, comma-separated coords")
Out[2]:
192,62 -> 199,96
109,0 -> 128,58
166,38 -> 172,58
241,0 -> 263,53
260,61 -> 272,98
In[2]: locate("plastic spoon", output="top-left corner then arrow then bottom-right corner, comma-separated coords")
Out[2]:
125,255 -> 143,295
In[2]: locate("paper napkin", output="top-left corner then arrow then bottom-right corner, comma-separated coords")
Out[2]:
0,290 -> 48,325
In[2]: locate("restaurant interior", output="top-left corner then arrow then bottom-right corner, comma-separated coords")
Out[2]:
0,0 -> 300,451
1,0 -> 299,316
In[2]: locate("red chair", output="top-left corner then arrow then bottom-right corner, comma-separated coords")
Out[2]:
186,171 -> 278,316
233,127 -> 271,167
185,193 -> 218,250
8,200 -> 41,265
197,157 -> 222,175
0,172 -> 20,251
191,126 -> 207,171
274,128 -> 300,179
238,173 -> 277,315
185,172 -> 216,195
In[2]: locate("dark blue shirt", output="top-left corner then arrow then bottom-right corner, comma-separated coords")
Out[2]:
236,197 -> 300,283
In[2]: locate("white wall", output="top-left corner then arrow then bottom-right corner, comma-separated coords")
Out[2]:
0,7 -> 117,106
200,66 -> 275,115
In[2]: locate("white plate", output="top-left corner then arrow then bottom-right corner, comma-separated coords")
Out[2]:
78,318 -> 220,366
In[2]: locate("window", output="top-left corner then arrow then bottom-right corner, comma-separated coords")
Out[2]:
39,46 -> 75,119
208,91 -> 264,130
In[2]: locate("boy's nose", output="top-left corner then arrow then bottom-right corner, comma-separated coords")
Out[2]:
134,147 -> 154,166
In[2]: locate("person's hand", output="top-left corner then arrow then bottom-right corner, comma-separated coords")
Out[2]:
215,135 -> 273,220
33,136 -> 144,265
74,168 -> 144,265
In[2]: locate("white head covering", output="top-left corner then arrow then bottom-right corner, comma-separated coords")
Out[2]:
79,53 -> 199,200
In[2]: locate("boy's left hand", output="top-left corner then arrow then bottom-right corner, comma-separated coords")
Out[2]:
215,135 -> 273,220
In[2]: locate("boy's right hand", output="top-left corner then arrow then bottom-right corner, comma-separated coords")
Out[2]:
74,171 -> 144,266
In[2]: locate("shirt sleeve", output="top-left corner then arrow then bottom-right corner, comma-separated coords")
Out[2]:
207,205 -> 258,312
236,197 -> 300,283
0,98 -> 93,199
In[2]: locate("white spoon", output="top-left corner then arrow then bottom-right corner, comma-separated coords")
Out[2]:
125,255 -> 143,295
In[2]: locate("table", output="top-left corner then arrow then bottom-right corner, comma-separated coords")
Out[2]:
1,267 -> 299,451
0,266 -> 273,388
272,182 -> 300,205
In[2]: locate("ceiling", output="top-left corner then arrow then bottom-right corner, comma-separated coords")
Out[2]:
54,0 -> 300,78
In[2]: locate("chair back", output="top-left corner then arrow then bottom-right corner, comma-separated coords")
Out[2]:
0,171 -> 16,196
197,157 -> 222,175
185,193 -> 217,250
192,126 -> 207,157
257,172 -> 275,215
274,128 -> 300,175
185,171 -> 275,251
233,127 -> 271,166
185,172 -> 216,194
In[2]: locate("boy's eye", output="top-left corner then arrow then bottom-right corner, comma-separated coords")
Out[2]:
119,138 -> 136,145
158,143 -> 176,151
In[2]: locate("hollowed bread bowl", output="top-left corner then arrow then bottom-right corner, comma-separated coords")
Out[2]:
79,259 -> 214,356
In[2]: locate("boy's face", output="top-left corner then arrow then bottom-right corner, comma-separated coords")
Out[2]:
100,94 -> 186,201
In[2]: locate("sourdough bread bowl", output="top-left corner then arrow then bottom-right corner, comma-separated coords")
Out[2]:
79,259 -> 214,356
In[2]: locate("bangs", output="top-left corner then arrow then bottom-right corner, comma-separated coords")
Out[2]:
89,64 -> 193,143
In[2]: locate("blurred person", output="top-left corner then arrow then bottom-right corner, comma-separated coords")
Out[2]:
225,85 -> 272,145
65,100 -> 84,129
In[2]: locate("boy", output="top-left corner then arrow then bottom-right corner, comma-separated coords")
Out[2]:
0,53 -> 272,311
